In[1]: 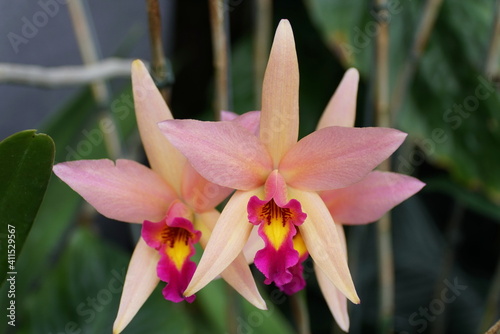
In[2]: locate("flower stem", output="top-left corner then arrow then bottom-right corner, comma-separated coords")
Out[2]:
479,235 -> 500,333
208,1 -> 238,330
146,0 -> 172,102
430,202 -> 464,334
225,282 -> 240,334
67,0 -> 122,160
254,0 -> 272,106
290,291 -> 311,334
484,318 -> 500,334
389,0 -> 444,122
376,212 -> 394,334
209,0 -> 232,120
373,1 -> 394,333
484,0 -> 500,79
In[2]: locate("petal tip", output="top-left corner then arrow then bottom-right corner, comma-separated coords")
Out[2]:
183,288 -> 196,298
278,18 -> 291,26
52,163 -> 63,174
259,301 -> 268,310
131,59 -> 147,74
351,294 -> 360,304
112,322 -> 123,334
243,291 -> 268,310
338,321 -> 350,333
345,67 -> 360,80
395,129 -> 408,139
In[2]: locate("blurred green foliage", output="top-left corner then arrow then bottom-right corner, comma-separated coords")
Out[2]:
307,0 -> 500,205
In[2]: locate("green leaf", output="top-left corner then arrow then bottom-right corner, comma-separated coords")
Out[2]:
0,86 -> 138,334
17,227 -> 193,334
305,0 -> 369,69
306,0 -> 500,208
423,177 -> 500,221
0,130 -> 55,285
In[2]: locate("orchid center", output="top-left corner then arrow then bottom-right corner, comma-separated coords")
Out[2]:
161,225 -> 197,271
260,199 -> 294,250
247,181 -> 308,293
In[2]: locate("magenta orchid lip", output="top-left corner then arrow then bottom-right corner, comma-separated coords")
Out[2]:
248,172 -> 307,294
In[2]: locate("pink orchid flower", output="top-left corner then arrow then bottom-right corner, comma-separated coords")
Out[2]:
158,19 -> 410,308
311,68 -> 425,331
53,60 -> 265,334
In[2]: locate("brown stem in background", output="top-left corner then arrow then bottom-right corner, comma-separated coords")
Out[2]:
146,0 -> 171,102
209,2 -> 237,330
67,0 -> 121,160
290,292 -> 311,334
209,0 -> 232,120
254,0 -> 272,107
484,318 -> 500,334
389,0 -> 444,123
479,230 -> 500,333
373,1 -> 394,333
484,0 -> 500,79
430,202 -> 464,334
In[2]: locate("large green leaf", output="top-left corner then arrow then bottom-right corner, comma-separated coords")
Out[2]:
306,0 -> 500,206
0,130 -> 55,285
17,227 -> 193,334
0,86 -> 138,333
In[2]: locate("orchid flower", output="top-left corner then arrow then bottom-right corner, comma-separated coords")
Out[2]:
53,60 -> 265,334
158,20 -> 410,307
311,68 -> 425,331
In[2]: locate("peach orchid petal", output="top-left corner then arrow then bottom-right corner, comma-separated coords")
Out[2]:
159,120 -> 273,190
315,224 -> 349,332
184,189 -> 262,297
221,110 -> 239,121
195,210 -> 267,310
321,171 -> 425,225
315,266 -> 349,332
279,126 -> 407,191
113,238 -> 160,334
317,68 -> 360,129
53,159 -> 176,223
181,163 -> 233,213
260,20 -> 299,166
132,60 -> 186,195
243,226 -> 263,263
221,110 -> 261,134
288,188 -> 359,304
193,210 -> 219,248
